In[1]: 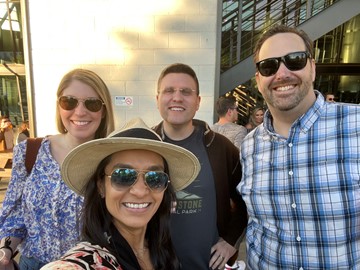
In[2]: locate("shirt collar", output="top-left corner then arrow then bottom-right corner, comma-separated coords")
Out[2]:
263,90 -> 325,136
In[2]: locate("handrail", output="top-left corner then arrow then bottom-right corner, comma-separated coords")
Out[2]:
221,0 -> 340,73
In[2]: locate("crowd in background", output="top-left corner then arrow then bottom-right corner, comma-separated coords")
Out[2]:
0,118 -> 30,152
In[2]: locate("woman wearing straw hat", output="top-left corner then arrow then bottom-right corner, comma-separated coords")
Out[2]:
41,118 -> 200,270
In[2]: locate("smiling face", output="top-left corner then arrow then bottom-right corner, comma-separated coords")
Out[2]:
101,149 -> 165,234
59,80 -> 104,142
156,73 -> 200,131
254,109 -> 264,125
255,33 -> 316,115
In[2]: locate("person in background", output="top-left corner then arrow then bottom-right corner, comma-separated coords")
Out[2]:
16,121 -> 30,144
324,92 -> 335,102
0,68 -> 115,270
0,116 -> 14,152
238,24 -> 360,269
211,96 -> 247,150
244,107 -> 264,133
154,63 -> 247,270
41,117 -> 200,270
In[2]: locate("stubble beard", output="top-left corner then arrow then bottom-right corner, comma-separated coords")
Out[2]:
263,79 -> 313,112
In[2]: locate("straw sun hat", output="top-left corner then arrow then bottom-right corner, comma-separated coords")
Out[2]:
61,117 -> 201,195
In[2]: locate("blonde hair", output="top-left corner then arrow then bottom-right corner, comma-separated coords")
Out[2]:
248,107 -> 264,128
55,69 -> 115,138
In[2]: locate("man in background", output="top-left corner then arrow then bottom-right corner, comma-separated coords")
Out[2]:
211,96 -> 247,150
324,92 -> 335,102
325,93 -> 335,102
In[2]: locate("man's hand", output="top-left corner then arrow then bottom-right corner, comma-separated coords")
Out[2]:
209,238 -> 237,270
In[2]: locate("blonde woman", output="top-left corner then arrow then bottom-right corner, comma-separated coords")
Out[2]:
245,107 -> 264,132
0,69 -> 115,270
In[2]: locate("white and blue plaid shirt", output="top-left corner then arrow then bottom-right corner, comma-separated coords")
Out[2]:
238,91 -> 360,270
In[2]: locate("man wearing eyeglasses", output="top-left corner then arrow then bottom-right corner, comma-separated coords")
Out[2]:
153,63 -> 248,270
237,24 -> 360,269
211,96 -> 247,151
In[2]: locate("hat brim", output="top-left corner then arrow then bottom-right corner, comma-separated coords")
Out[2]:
62,137 -> 200,195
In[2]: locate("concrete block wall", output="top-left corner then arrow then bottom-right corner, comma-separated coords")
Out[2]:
25,0 -> 219,135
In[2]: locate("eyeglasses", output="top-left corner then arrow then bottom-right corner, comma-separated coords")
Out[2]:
58,96 -> 104,112
256,51 -> 311,77
105,168 -> 170,192
159,87 -> 196,96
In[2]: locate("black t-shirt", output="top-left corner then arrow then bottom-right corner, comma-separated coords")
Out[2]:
165,125 -> 218,270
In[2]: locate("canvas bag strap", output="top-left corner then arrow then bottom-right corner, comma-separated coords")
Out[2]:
25,137 -> 44,175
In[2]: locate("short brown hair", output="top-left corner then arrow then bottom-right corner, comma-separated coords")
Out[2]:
215,96 -> 237,117
253,24 -> 314,64
157,63 -> 199,95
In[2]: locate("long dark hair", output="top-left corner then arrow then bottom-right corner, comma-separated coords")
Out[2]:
81,155 -> 180,270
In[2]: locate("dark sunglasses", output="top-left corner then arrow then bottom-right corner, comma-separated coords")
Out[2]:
256,51 -> 311,77
105,168 -> 170,192
58,96 -> 104,112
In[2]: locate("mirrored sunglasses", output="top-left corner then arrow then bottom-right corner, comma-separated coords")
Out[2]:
105,168 -> 170,192
58,96 -> 104,112
256,51 -> 311,77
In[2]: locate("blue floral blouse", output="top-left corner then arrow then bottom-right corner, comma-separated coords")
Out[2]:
0,137 -> 84,263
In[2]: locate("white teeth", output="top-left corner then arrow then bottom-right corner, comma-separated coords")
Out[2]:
276,85 -> 294,91
170,107 -> 184,111
73,121 -> 89,126
125,203 -> 150,209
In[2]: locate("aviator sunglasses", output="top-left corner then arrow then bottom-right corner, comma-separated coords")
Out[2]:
105,168 -> 170,192
256,51 -> 311,77
58,96 -> 104,112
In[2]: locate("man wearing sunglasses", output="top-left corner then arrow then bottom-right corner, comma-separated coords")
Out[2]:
324,92 -> 336,102
237,24 -> 360,269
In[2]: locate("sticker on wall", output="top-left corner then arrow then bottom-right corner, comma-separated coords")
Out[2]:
115,96 -> 133,106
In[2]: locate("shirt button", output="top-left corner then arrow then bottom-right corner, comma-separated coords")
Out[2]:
288,143 -> 293,147
296,236 -> 301,241
292,203 -> 296,208
299,267 -> 304,270
289,171 -> 293,176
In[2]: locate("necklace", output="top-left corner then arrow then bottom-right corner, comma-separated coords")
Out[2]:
132,247 -> 154,270
132,246 -> 148,257
107,227 -> 155,270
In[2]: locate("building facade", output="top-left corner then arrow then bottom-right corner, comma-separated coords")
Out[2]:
2,0 -> 220,136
